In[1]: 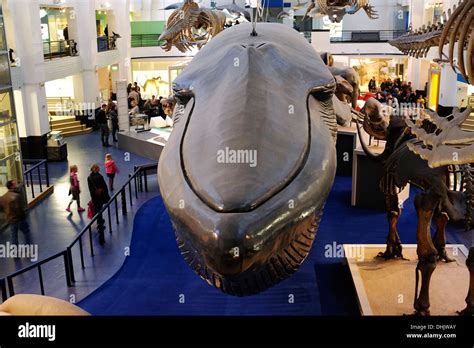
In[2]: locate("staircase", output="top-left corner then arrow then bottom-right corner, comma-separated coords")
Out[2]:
461,111 -> 474,132
50,116 -> 94,137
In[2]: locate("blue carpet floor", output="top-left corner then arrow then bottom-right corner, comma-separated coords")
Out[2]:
78,176 -> 469,315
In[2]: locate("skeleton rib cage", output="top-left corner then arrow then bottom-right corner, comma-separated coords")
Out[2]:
389,0 -> 474,85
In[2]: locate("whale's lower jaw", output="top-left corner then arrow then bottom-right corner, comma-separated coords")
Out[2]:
175,209 -> 323,296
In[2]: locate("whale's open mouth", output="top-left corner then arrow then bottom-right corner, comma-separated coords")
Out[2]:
176,209 -> 324,296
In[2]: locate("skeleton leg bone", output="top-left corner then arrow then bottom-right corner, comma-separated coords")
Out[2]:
378,194 -> 406,259
412,192 -> 439,315
459,247 -> 474,315
433,211 -> 455,263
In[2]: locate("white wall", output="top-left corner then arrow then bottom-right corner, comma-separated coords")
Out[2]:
43,56 -> 83,80
339,0 -> 406,31
438,64 -> 458,107
97,49 -> 121,67
45,77 -> 75,97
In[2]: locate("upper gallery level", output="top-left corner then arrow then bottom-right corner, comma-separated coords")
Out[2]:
1,0 -> 131,84
2,0 -> 459,81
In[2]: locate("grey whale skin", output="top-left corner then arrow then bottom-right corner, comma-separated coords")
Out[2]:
158,23 -> 337,295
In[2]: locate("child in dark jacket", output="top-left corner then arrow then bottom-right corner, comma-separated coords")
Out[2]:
66,165 -> 85,213
105,154 -> 119,191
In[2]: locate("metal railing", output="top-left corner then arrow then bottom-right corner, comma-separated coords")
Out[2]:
97,36 -> 118,52
43,40 -> 78,60
0,163 -> 157,302
23,159 -> 50,199
1,278 -> 7,302
329,30 -> 406,43
131,34 -> 163,48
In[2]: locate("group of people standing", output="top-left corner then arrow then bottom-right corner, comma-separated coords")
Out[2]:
66,155 -> 119,244
0,153 -> 119,246
127,82 -> 167,121
96,102 -> 119,147
367,76 -> 426,106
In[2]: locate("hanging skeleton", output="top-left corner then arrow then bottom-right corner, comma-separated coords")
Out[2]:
159,0 -> 226,53
389,0 -> 474,84
303,0 -> 378,23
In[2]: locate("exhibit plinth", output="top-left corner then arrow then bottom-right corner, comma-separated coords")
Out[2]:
352,144 -> 410,210
117,128 -> 170,161
344,244 -> 469,316
336,124 -> 358,176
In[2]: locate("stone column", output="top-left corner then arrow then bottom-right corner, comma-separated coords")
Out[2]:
8,0 -> 49,139
73,0 -> 100,107
109,0 -> 132,83
116,79 -> 129,132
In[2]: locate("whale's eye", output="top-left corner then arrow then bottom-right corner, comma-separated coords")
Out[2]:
310,81 -> 336,102
173,87 -> 194,104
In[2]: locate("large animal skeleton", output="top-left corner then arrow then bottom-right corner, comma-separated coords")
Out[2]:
317,52 -> 361,126
406,107 -> 474,316
357,101 -> 474,315
406,108 -> 474,168
158,23 -> 338,295
216,0 -> 251,21
389,0 -> 474,84
304,0 -> 378,23
159,0 -> 226,52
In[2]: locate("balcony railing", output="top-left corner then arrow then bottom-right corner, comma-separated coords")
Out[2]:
329,30 -> 407,43
43,40 -> 78,60
22,159 -> 50,200
0,163 -> 156,302
131,34 -> 163,48
97,36 -> 118,52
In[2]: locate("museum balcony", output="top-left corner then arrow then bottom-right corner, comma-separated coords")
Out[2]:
329,30 -> 407,43
97,36 -> 118,53
43,40 -> 78,60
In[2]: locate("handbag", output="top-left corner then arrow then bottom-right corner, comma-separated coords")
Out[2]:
87,200 -> 96,219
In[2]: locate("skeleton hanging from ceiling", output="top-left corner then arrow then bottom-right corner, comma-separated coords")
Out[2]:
304,0 -> 378,23
159,0 -> 226,53
158,23 -> 338,296
216,0 -> 251,22
389,0 -> 473,85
